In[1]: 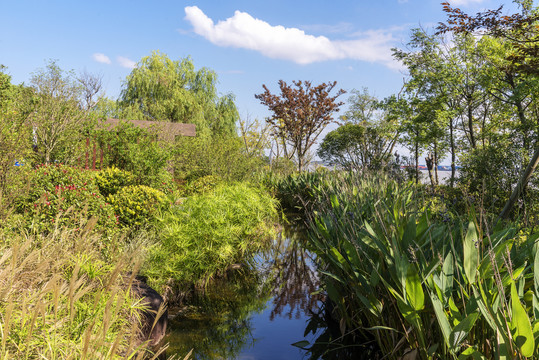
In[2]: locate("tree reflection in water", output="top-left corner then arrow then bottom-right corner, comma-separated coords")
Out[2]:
262,223 -> 323,321
165,268 -> 272,359
164,222 -> 323,359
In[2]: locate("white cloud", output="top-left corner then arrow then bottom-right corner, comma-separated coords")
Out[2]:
92,53 -> 111,64
184,6 -> 401,69
117,56 -> 136,69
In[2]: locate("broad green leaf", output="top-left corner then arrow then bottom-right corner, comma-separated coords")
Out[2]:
330,194 -> 339,209
450,312 -> 479,351
406,264 -> 424,311
291,340 -> 310,349
430,291 -> 452,348
511,281 -> 535,357
463,222 -> 479,284
534,240 -> 539,296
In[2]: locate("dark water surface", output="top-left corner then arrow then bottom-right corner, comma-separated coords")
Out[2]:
164,226 -> 323,359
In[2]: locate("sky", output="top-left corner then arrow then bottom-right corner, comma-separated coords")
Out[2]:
0,0 -> 521,153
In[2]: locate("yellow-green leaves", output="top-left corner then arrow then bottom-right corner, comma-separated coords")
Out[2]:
511,281 -> 535,357
463,222 -> 479,284
406,264 -> 424,311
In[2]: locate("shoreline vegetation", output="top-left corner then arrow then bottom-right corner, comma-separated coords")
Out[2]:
5,3 -> 539,357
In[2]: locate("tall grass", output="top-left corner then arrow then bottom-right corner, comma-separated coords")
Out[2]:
277,171 -> 539,359
0,223 -> 166,359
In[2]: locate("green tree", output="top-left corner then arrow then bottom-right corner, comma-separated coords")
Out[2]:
255,80 -> 345,172
0,66 -> 33,196
119,51 -> 238,138
438,2 -> 539,221
30,60 -> 88,164
318,89 -> 400,172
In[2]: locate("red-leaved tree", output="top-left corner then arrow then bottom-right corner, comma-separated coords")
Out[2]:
255,80 -> 345,171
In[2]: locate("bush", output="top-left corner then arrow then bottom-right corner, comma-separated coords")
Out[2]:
143,183 -> 278,291
182,175 -> 222,196
108,185 -> 167,228
95,166 -> 136,197
17,164 -> 118,236
174,136 -> 265,182
94,121 -> 175,189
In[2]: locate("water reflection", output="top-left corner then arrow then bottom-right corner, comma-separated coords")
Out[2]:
263,224 -> 322,321
164,222 -> 321,359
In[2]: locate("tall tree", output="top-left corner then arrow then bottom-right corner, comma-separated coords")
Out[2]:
119,51 -> 238,138
318,89 -> 400,172
255,80 -> 345,172
437,2 -> 539,221
30,60 -> 87,164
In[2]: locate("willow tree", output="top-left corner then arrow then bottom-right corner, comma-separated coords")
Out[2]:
255,80 -> 345,172
119,51 -> 238,138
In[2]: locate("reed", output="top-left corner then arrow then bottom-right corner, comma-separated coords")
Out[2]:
279,171 -> 539,359
0,223 -> 167,359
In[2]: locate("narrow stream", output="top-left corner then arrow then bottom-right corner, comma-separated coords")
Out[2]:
164,224 -> 324,359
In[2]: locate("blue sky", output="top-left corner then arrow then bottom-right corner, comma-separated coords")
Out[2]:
0,0 -> 519,126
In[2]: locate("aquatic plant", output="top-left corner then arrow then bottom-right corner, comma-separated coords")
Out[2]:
285,171 -> 539,359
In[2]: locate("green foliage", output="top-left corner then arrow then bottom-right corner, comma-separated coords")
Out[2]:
30,60 -> 89,165
0,223 -> 163,358
95,166 -> 136,198
95,121 -> 174,189
108,185 -> 167,228
318,123 -> 397,171
0,68 -> 33,198
174,135 -> 265,182
280,170 -> 539,359
143,183 -> 278,290
17,164 -> 118,238
183,175 -> 222,196
119,51 -> 238,138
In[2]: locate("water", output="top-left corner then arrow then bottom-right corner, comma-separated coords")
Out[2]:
164,225 -> 323,359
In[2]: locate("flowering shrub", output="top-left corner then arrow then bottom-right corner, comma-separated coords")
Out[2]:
18,164 -> 118,235
107,185 -> 167,228
95,167 -> 136,198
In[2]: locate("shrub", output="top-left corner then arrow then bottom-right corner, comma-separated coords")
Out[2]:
182,175 -> 222,196
94,121 -> 175,189
108,185 -> 167,228
143,183 -> 278,292
174,136 -> 265,182
95,166 -> 136,197
17,164 -> 118,237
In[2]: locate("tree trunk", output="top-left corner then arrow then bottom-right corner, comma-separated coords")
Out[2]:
426,152 -> 435,190
496,143 -> 539,223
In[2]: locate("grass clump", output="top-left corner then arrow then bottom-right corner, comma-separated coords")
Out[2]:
143,182 -> 278,293
0,225 -> 163,359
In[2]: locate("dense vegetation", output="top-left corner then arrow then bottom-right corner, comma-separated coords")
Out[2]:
5,2 -> 539,359
0,54 -> 279,358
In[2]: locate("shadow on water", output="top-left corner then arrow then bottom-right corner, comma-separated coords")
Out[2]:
162,221 -> 375,359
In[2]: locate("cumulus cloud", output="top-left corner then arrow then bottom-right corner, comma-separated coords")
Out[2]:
92,53 -> 111,64
117,56 -> 136,69
184,6 -> 401,69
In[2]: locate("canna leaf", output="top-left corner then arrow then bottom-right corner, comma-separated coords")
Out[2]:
406,264 -> 424,311
511,281 -> 534,357
463,222 -> 479,284
450,312 -> 479,351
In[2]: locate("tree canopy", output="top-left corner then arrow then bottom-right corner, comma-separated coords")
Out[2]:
119,51 -> 238,138
255,80 -> 345,172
